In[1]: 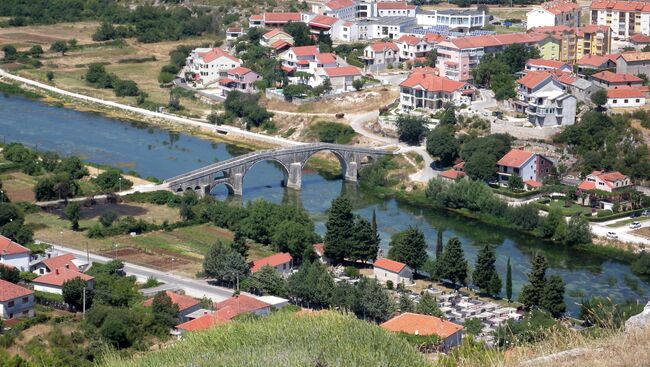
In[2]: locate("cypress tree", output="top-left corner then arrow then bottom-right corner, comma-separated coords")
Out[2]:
472,244 -> 501,297
438,237 -> 468,288
542,275 -> 566,317
371,209 -> 380,254
416,292 -> 442,317
324,196 -> 354,264
435,228 -> 444,259
350,216 -> 378,263
231,230 -> 248,259
388,226 -> 428,274
519,254 -> 549,309
506,257 -> 512,302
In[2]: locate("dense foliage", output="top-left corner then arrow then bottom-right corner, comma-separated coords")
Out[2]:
472,44 -> 540,100
396,115 -> 429,145
324,196 -> 380,264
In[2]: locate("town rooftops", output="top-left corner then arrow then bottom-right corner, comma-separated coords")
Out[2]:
262,12 -> 302,23
0,235 -> 30,256
0,279 -> 32,302
310,15 -> 339,27
374,258 -> 408,273
517,71 -> 554,89
325,0 -> 355,10
198,48 -> 240,64
423,33 -> 446,44
226,27 -> 243,33
540,0 -> 580,15
409,66 -> 439,76
42,254 -> 79,272
590,0 -> 650,12
250,253 -> 292,273
175,306 -> 236,332
592,70 -> 643,83
576,24 -> 611,35
290,45 -> 320,57
313,243 -> 325,257
33,267 -> 93,287
400,73 -> 467,93
440,169 -> 465,180
579,170 -> 630,190
228,66 -> 254,76
607,86 -> 645,98
215,294 -> 271,314
381,312 -> 463,338
446,32 -> 545,49
263,29 -> 291,39
378,2 -> 417,10
322,66 -> 361,77
315,52 -> 338,64
577,53 -> 619,67
143,291 -> 200,312
618,51 -> 650,62
497,149 -> 535,168
526,58 -> 569,70
396,34 -> 425,46
630,33 -> 650,44
368,41 -> 399,52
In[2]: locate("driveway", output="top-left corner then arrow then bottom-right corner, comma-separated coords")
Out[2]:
590,218 -> 650,249
374,72 -> 409,87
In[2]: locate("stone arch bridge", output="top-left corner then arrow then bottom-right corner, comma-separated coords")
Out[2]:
163,143 -> 390,196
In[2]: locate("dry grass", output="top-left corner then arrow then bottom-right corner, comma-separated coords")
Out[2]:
0,171 -> 37,202
0,22 -> 100,46
261,86 -> 398,114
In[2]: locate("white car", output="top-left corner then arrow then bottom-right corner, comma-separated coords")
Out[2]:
606,231 -> 618,239
629,221 -> 642,229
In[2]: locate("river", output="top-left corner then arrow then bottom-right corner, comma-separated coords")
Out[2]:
1,93 -> 648,315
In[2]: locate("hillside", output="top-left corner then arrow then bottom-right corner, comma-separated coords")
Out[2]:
101,311 -> 432,367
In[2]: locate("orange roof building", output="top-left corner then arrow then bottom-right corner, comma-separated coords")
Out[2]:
497,149 -> 554,186
0,279 -> 34,320
215,295 -> 271,316
526,0 -> 581,31
381,312 -> 464,348
399,73 -> 475,112
0,235 -> 30,272
143,291 -> 201,320
32,253 -> 83,275
578,170 -> 632,192
591,70 -> 643,87
373,258 -> 413,285
33,267 -> 94,295
250,253 -> 293,273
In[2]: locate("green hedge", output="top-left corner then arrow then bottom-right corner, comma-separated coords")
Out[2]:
491,187 -> 540,199
583,209 -> 645,222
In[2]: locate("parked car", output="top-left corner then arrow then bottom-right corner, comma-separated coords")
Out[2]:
642,210 -> 648,216
606,231 -> 618,239
630,221 -> 642,229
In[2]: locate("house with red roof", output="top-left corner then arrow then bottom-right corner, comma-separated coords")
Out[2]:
261,29 -> 294,48
250,253 -> 293,276
219,66 -> 261,96
373,258 -> 413,285
31,253 -> 86,275
415,9 -> 486,31
630,33 -> 650,46
590,0 -> 650,40
186,48 -> 242,87
525,59 -> 572,73
0,279 -> 34,320
322,0 -> 357,20
225,27 -> 244,41
33,267 -> 94,295
395,35 -> 431,61
377,2 -> 417,17
514,71 -> 577,127
313,65 -> 363,92
0,235 -> 30,272
381,312 -> 463,349
578,170 -> 632,192
616,51 -> 650,75
362,41 -> 399,71
576,53 -> 618,72
497,149 -> 554,186
399,73 -> 475,112
215,294 -> 272,316
143,291 -> 201,322
606,86 -> 646,107
248,12 -> 308,28
440,162 -> 466,182
307,15 -> 356,42
590,70 -> 643,88
526,0 -> 581,30
281,45 -> 339,74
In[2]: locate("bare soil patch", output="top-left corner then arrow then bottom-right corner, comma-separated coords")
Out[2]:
97,246 -> 193,271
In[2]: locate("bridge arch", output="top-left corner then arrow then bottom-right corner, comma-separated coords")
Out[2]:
300,148 -> 348,178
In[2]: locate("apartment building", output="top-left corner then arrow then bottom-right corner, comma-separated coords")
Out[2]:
416,9 -> 486,31
249,12 -> 311,28
399,72 -> 475,112
355,16 -> 417,40
531,25 -> 612,64
435,33 -> 545,81
514,71 -> 577,127
377,2 -> 417,17
497,149 -> 555,186
590,0 -> 650,40
186,48 -> 242,86
362,41 -> 399,71
616,51 -> 650,74
526,0 -> 581,30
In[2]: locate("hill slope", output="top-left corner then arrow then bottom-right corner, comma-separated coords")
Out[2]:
102,311 -> 432,367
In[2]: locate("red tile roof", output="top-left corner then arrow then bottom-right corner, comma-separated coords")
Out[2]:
517,71 -> 553,89
591,0 -> 650,12
42,254 -> 79,272
576,24 -> 611,36
619,51 -> 650,62
323,66 -> 361,77
198,48 -> 240,64
540,0 -> 580,15
264,12 -> 302,23
447,32 -> 545,49
524,179 -> 542,188
219,77 -> 236,85
226,27 -> 243,33
215,295 -> 270,314
228,66 -> 254,76
263,29 -> 291,40
325,0 -> 355,10
33,267 -> 93,287
577,54 -> 613,67
440,169 -> 465,180
597,171 -> 629,182
381,312 -> 463,338
592,70 -> 643,84
607,87 -> 645,98
175,306 -> 236,332
453,161 -> 465,170
251,253 -> 292,273
313,243 -> 325,256
369,41 -> 399,52
556,73 -> 577,85
497,149 -> 535,168
271,40 -> 292,50
0,235 -> 30,256
397,35 -> 425,46
0,279 -> 32,302
374,258 -> 407,273
400,73 -> 467,93
143,291 -> 200,312
377,2 -> 416,10
630,33 -> 650,44
315,53 -> 337,64
577,181 -> 596,191
423,33 -> 446,44
526,58 -> 569,70
310,15 -> 339,27
409,66 -> 439,76
291,45 -> 320,57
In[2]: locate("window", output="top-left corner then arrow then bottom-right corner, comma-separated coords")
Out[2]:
8,300 -> 14,308
624,99 -> 629,103
22,297 -> 28,304
637,99 -> 641,102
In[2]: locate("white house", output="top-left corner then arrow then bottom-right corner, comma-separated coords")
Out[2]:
0,279 -> 34,320
322,0 -> 357,20
514,71 -> 577,127
525,58 -> 572,73
32,267 -> 94,295
362,41 -> 399,71
31,253 -> 87,275
416,9 -> 485,31
526,0 -> 581,30
186,48 -> 242,86
395,35 -> 431,61
496,149 -> 555,187
0,235 -> 30,272
399,72 -> 475,112
373,258 -> 413,285
578,170 -> 633,192
225,27 -> 245,41
606,87 -> 646,108
313,66 -> 363,92
377,2 -> 417,18
143,291 -> 201,322
308,15 -> 356,42
251,253 -> 293,276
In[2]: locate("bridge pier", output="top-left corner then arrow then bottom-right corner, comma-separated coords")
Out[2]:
230,173 -> 243,196
286,162 -> 302,190
345,161 -> 358,182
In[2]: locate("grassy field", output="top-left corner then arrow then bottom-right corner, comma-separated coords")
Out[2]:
541,200 -> 592,216
0,171 -> 38,202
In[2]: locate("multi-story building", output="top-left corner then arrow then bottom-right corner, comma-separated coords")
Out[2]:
355,16 -> 417,40
616,51 -> 650,74
0,280 -> 33,320
578,170 -> 633,192
526,0 -> 581,30
219,67 -> 261,96
576,25 -> 612,59
377,2 -> 417,17
525,58 -> 572,72
362,41 -> 399,71
530,25 -> 612,64
606,87 -> 646,107
322,0 -> 357,20
514,71 -> 577,127
186,48 -> 242,87
313,66 -> 363,92
497,149 -> 555,186
260,29 -> 294,48
415,9 -> 486,31
435,33 -> 545,81
0,235 -> 30,272
399,72 -> 475,112
590,70 -> 643,87
280,45 -> 339,74
590,0 -> 650,40
395,35 -> 431,61
308,15 -> 356,42
249,12 -> 311,28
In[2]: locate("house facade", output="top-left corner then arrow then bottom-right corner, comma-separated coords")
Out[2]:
526,0 -> 581,30
31,253 -> 83,275
529,25 -> 612,64
225,27 -> 244,41
616,51 -> 650,74
219,67 -> 261,96
0,235 -> 30,272
313,66 -> 362,92
377,2 -> 417,18
514,71 -> 577,127
395,35 -> 431,61
32,267 -> 94,295
415,9 -> 486,31
251,253 -> 293,276
186,48 -> 242,87
362,41 -> 399,71
525,58 -> 572,72
248,12 -> 309,28
399,72 -> 475,112
373,258 -> 413,285
578,170 -> 632,192
0,280 -> 33,320
322,0 -> 357,20
590,0 -> 650,40
497,149 -> 554,186
261,29 -> 295,47
606,87 -> 646,107
355,16 -> 417,40
381,312 -> 464,349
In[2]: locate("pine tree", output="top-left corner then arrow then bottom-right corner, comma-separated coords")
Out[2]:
519,254 -> 549,309
388,226 -> 428,274
435,228 -> 444,259
324,196 -> 354,264
398,292 -> 414,312
542,275 -> 566,317
350,216 -> 379,263
231,230 -> 248,259
472,244 -> 500,297
438,237 -> 468,287
506,257 -> 512,302
416,292 -> 442,317
371,209 -> 380,256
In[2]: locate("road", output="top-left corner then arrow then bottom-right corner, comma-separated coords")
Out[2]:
48,243 -> 234,302
35,183 -> 166,207
590,217 -> 650,249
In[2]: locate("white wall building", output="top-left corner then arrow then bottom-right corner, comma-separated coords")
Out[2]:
251,253 -> 293,276
312,66 -> 363,92
323,0 -> 358,20
373,258 -> 413,285
377,2 -> 417,17
526,0 -> 581,30
590,0 -> 650,40
32,267 -> 95,295
0,235 -> 30,272
186,48 -> 242,87
514,71 -> 577,127
355,16 -> 417,40
416,9 -> 485,30
0,280 -> 34,320
606,87 -> 646,107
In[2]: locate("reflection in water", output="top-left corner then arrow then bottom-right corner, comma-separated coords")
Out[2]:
1,94 -> 648,315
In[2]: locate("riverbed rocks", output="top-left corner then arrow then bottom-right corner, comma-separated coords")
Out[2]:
625,301 -> 650,332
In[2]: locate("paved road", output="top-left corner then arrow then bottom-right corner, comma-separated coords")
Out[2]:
374,72 -> 409,86
35,183 -> 166,207
590,218 -> 650,249
48,243 -> 234,302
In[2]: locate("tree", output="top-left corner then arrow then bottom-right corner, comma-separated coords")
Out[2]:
463,318 -> 483,336
539,208 -> 563,238
203,241 -> 249,286
0,265 -> 20,283
50,40 -> 69,56
541,275 -> 565,317
396,115 -> 428,145
352,78 -> 365,91
46,71 -> 54,81
271,220 -> 317,262
207,111 -> 226,125
113,79 -> 140,97
93,170 -> 132,193
388,226 -> 428,274
563,216 -> 591,246
508,175 -> 524,191
416,291 -> 442,317
288,261 -> 334,307
248,265 -> 288,297
472,244 -> 501,297
231,230 -> 248,258
324,196 -> 354,263
29,45 -> 43,58
519,254 -> 548,310
283,22 -> 314,46
100,314 -> 134,349
1,45 -> 17,61
99,211 -> 118,227
506,257 -> 512,302
350,216 -> 379,263
355,277 -> 394,322
465,153 -> 497,181
64,202 -> 81,231
439,107 -> 457,125
398,292 -> 414,312
435,228 -> 444,259
437,237 -> 468,287
283,84 -> 310,100
151,291 -> 180,331
426,126 -> 459,167
591,88 -> 607,109
62,277 -> 92,311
